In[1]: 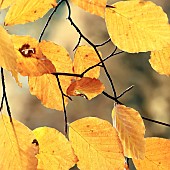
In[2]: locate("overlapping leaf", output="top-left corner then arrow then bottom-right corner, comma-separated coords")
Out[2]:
0,0 -> 13,9
105,0 -> 170,53
29,41 -> 73,111
5,0 -> 57,25
133,138 -> 170,169
33,127 -> 77,170
150,45 -> 170,76
71,0 -> 107,17
69,117 -> 124,170
0,26 -> 17,72
73,45 -> 101,79
0,114 -> 38,170
112,104 -> 145,159
67,77 -> 104,100
11,36 -> 56,76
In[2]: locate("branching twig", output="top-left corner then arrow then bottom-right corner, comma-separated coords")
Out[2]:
95,38 -> 111,47
1,68 -> 12,122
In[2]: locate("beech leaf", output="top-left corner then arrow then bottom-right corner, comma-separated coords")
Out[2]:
150,45 -> 170,76
133,138 -> 170,169
69,117 -> 124,170
0,114 -> 38,170
112,104 -> 145,159
67,77 -> 105,100
71,0 -> 107,17
5,0 -> 57,25
33,127 -> 78,170
0,0 -> 13,9
105,0 -> 170,52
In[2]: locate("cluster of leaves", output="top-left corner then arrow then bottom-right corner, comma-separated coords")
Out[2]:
0,0 -> 170,169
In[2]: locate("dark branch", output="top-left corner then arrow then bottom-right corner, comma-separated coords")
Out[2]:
96,38 -> 111,47
1,68 -> 12,122
117,85 -> 134,99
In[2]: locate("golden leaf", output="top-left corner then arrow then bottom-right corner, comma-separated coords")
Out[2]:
112,104 -> 145,159
67,77 -> 105,100
29,75 -> 71,111
73,45 -> 100,79
33,127 -> 77,170
11,35 -> 56,76
105,1 -> 170,53
71,0 -> 107,17
5,0 -> 57,25
133,138 -> 170,169
0,114 -> 38,170
150,45 -> 170,76
0,0 -> 14,9
0,26 -> 17,72
69,117 -> 124,170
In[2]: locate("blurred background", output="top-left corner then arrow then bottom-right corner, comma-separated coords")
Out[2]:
0,0 -> 170,168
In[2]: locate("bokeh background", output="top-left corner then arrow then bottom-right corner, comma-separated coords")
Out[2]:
0,0 -> 170,168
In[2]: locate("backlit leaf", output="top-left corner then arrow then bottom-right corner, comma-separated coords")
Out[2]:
112,104 -> 145,159
0,0 -> 13,9
0,26 -> 17,72
11,35 -> 56,76
33,127 -> 78,170
133,138 -> 170,169
150,45 -> 170,76
73,46 -> 101,79
5,0 -> 57,25
29,42 -> 73,111
67,77 -> 105,100
69,117 -> 124,170
71,0 -> 107,17
0,114 -> 38,170
105,1 -> 170,53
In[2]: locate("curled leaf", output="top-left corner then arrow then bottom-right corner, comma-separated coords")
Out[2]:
67,77 -> 105,100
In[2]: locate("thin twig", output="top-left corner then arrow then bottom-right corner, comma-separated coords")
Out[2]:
73,35 -> 82,51
142,116 -> 170,127
39,0 -> 65,42
1,68 -> 12,122
102,91 -> 122,104
117,85 -> 134,99
0,95 -> 5,111
95,38 -> 111,47
55,75 -> 68,135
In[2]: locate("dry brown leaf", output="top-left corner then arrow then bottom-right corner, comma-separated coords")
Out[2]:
0,114 -> 38,170
5,0 -> 57,25
67,77 -> 105,100
150,45 -> 170,76
33,127 -> 78,170
112,104 -> 145,159
71,0 -> 107,17
133,138 -> 170,169
105,1 -> 170,53
11,35 -> 56,76
69,117 -> 124,170
73,45 -> 100,79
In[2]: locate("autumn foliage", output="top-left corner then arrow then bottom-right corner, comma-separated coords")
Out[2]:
0,0 -> 170,169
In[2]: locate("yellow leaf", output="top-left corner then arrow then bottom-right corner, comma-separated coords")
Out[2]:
0,0 -> 14,9
133,138 -> 170,169
0,26 -> 17,72
69,117 -> 124,170
11,35 -> 56,76
71,0 -> 107,17
150,45 -> 170,76
67,77 -> 105,100
0,114 -> 38,170
5,0 -> 57,25
105,1 -> 170,53
73,45 -> 100,79
33,127 -> 78,170
29,42 -> 73,111
112,104 -> 145,159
